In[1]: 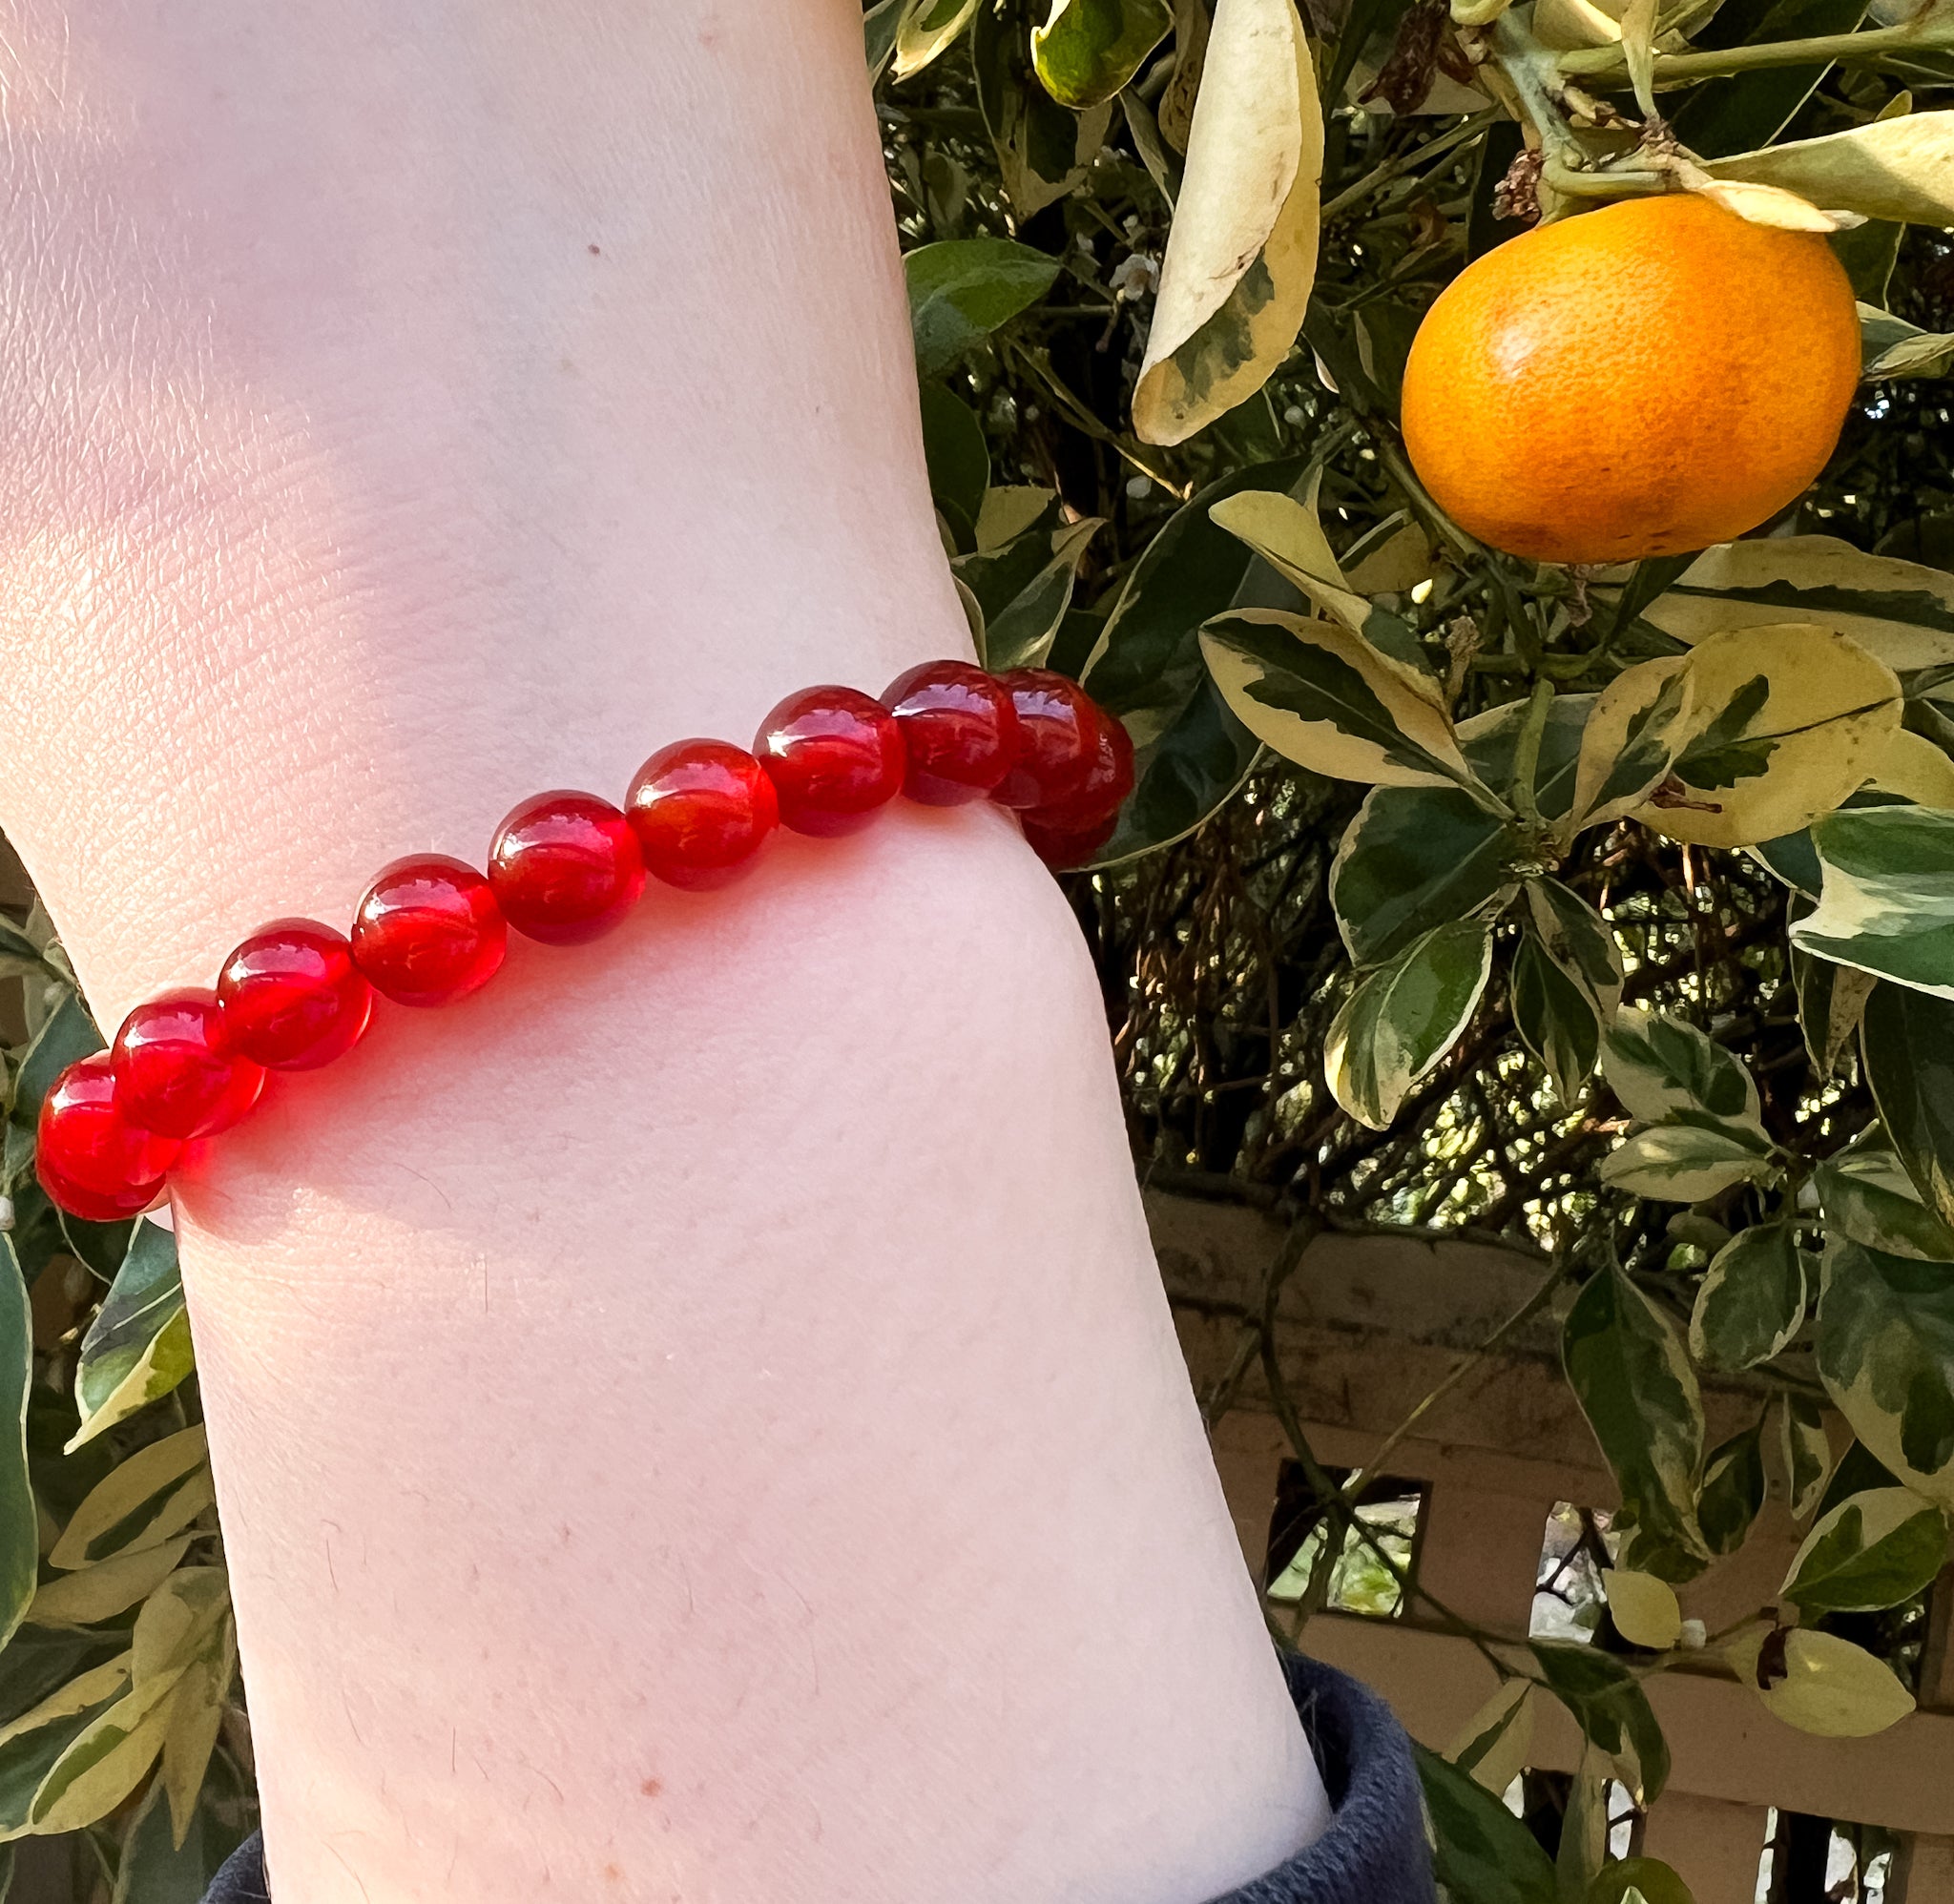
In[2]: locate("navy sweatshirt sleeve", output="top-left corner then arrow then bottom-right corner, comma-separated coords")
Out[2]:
199,1650 -> 1434,1903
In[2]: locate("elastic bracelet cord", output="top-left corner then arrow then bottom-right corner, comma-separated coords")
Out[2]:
35,662 -> 1133,1224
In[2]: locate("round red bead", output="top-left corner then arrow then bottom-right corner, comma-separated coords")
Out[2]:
36,1053 -> 180,1221
1020,807 -> 1119,871
218,919 -> 375,1070
1037,700 -> 1134,829
112,989 -> 266,1139
626,739 -> 780,891
352,855 -> 508,1006
488,791 -> 646,945
754,685 -> 906,838
883,660 -> 1024,806
989,671 -> 1100,812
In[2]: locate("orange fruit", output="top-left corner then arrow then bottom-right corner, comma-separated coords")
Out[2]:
1399,194 -> 1861,566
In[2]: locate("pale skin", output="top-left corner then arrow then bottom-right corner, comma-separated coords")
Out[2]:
0,4 -> 1332,1900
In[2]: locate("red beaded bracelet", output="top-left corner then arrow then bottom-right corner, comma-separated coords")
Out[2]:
34,663 -> 1133,1225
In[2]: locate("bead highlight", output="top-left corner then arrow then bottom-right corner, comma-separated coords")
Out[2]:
883,660 -> 1024,805
627,740 -> 780,891
755,685 -> 906,838
218,920 -> 375,1071
352,856 -> 508,1006
37,1053 -> 181,1222
490,791 -> 646,945
989,670 -> 1100,813
112,989 -> 265,1139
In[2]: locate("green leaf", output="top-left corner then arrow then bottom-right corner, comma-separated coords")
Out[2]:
0,1659 -> 131,1834
1527,880 -> 1625,1018
1690,1227 -> 1809,1372
1816,1238 -> 1954,1500
69,1222 -> 196,1452
156,1624 -> 235,1851
1697,1418 -> 1767,1557
10,993 -> 102,1129
1600,1125 -> 1775,1202
113,1771 -> 229,1904
918,383 -> 989,540
1512,933 -> 1603,1106
1569,659 -> 1694,833
893,0 -> 982,78
1462,692 -> 1591,822
1781,1486 -> 1948,1614
1563,1266 -> 1709,1581
973,0 -> 1116,217
1032,0 -> 1174,108
1642,534 -> 1954,673
1861,983 -> 1954,1231
904,238 -> 1061,378
1815,1123 -> 1954,1262
0,1240 -> 33,1654
1669,0 -> 1869,157
1529,1640 -> 1672,1803
1602,1008 -> 1765,1139
1201,610 -> 1478,793
28,1665 -> 181,1833
1558,1755 -> 1609,1904
1325,919 -> 1494,1130
1209,489 -> 1431,673
1792,943 -> 1877,1081
1330,785 -> 1514,969
1084,454 -> 1316,742
1415,1742 -> 1558,1904
1703,111 -> 1954,229
954,515 -> 1101,672
1794,806 -> 1954,1000
1781,1394 -> 1835,1521
1447,1679 -> 1535,1794
1088,678 -> 1258,865
1586,1857 -> 1697,1904
50,1427 -> 212,1573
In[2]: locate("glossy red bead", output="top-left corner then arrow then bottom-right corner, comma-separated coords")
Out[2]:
488,791 -> 646,945
754,685 -> 906,838
36,1053 -> 181,1221
882,660 -> 1024,805
218,919 -> 375,1070
989,670 -> 1100,812
1021,807 -> 1119,871
112,989 -> 266,1139
626,739 -> 780,891
352,855 -> 508,1006
1038,700 -> 1134,829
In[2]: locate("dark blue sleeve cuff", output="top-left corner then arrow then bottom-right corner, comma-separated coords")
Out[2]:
202,1649 -> 1432,1904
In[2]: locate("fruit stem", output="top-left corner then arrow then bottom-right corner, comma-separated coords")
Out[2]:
1559,10 -> 1954,83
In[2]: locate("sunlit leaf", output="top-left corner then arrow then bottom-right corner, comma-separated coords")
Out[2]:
1690,1226 -> 1809,1372
1133,0 -> 1322,443
1725,1624 -> 1916,1736
1601,1568 -> 1682,1650
1781,1485 -> 1948,1614
1032,0 -> 1175,108
1325,918 -> 1494,1128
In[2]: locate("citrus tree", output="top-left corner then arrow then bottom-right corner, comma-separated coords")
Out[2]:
883,0 -> 1954,1897
1,0 -> 1953,1896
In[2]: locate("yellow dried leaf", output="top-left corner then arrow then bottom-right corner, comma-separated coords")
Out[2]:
1133,0 -> 1322,445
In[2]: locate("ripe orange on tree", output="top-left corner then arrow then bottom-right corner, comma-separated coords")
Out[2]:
1399,193 -> 1862,567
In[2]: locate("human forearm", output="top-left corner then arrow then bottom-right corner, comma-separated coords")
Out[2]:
0,6 -> 1327,1900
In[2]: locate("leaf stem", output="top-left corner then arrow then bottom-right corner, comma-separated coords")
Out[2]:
1560,12 -> 1954,83
1320,111 -> 1501,223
